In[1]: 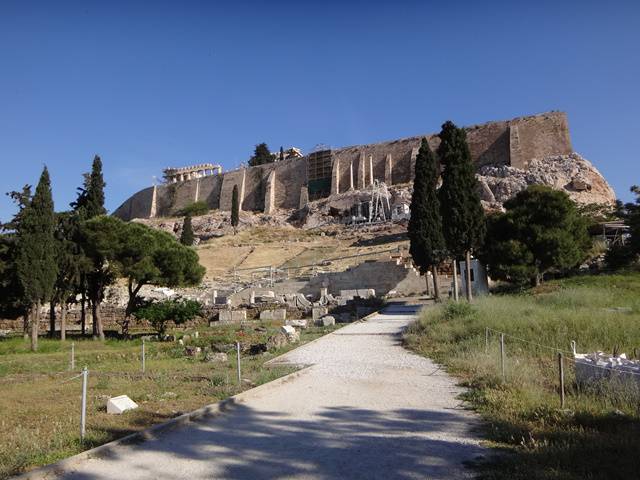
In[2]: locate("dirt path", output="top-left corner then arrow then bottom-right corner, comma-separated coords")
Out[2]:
55,303 -> 485,479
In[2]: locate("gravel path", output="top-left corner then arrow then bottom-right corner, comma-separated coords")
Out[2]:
56,302 -> 485,479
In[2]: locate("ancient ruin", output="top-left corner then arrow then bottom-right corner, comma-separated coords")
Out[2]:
114,111 -> 615,221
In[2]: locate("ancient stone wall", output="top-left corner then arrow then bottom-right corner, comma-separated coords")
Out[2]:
113,111 -> 575,220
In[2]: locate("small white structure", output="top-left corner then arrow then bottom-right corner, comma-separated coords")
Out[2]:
391,202 -> 410,221
458,259 -> 489,297
107,395 -> 139,415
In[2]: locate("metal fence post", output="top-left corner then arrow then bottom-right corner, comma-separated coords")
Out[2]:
142,339 -> 146,374
236,342 -> 241,385
80,367 -> 88,442
500,333 -> 505,381
558,352 -> 565,408
70,342 -> 75,371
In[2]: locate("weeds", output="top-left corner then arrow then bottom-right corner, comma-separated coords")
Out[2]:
404,271 -> 640,479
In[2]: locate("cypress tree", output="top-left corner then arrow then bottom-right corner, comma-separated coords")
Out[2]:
438,121 -> 485,301
180,214 -> 195,246
231,185 -> 240,235
279,146 -> 285,162
15,167 -> 58,351
74,155 -> 106,220
408,138 -> 446,301
71,155 -> 107,338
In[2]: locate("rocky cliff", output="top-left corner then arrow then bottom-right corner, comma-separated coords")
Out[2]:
477,152 -> 616,210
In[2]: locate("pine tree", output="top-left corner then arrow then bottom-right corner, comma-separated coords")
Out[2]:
438,121 -> 486,301
249,143 -> 274,166
180,214 -> 195,246
231,185 -> 240,235
279,146 -> 285,162
15,167 -> 58,351
408,138 -> 446,301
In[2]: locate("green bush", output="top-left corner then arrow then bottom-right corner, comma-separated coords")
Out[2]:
176,201 -> 209,217
133,298 -> 202,336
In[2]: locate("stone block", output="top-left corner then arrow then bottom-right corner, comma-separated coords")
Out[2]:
219,309 -> 247,323
107,395 -> 139,415
312,306 -> 328,320
285,319 -> 308,329
259,309 -> 287,321
316,315 -> 335,327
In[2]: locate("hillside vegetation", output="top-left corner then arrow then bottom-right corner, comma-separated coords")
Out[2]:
404,271 -> 640,479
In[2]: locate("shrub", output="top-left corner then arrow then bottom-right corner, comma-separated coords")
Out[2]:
176,201 -> 209,217
133,298 -> 202,336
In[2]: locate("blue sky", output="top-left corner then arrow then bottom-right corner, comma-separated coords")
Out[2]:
1,0 -> 638,221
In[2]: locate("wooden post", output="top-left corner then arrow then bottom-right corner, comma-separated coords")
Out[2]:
70,342 -> 75,371
142,340 -> 146,374
558,352 -> 565,408
500,333 -> 505,381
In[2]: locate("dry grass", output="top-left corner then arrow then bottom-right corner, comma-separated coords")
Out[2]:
404,271 -> 640,480
0,321 -> 338,479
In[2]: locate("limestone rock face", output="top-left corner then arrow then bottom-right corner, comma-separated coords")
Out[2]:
477,153 -> 616,210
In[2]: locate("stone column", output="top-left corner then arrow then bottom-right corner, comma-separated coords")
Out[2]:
331,158 -> 340,195
368,155 -> 374,185
194,178 -> 200,202
410,147 -> 419,181
349,160 -> 354,190
264,170 -> 276,214
357,151 -> 366,189
150,185 -> 158,218
385,153 -> 393,185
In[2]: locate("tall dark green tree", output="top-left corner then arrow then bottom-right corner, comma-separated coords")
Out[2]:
438,121 -> 486,301
71,155 -> 107,337
248,143 -> 274,166
73,155 -> 107,220
15,167 -> 58,351
408,138 -> 446,301
51,211 -> 89,340
2,187 -> 32,338
231,185 -> 240,235
279,146 -> 285,162
624,186 -> 640,256
180,214 -> 195,246
480,186 -> 591,286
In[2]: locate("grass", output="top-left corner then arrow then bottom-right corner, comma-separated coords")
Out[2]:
0,321 -> 339,479
404,271 -> 640,480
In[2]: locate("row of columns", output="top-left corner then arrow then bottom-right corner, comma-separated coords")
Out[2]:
168,166 -> 222,183
331,152 -> 394,194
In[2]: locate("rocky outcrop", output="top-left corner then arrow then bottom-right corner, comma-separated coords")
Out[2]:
477,153 -> 616,210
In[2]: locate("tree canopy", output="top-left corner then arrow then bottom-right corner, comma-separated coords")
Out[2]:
82,216 -> 205,335
248,143 -> 275,166
231,185 -> 239,234
73,155 -> 106,220
480,185 -> 591,286
180,214 -> 195,246
438,121 -> 485,258
408,138 -> 446,300
15,167 -> 58,350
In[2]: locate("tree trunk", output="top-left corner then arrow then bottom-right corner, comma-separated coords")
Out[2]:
60,303 -> 67,342
30,302 -> 39,352
431,265 -> 441,302
424,274 -> 431,298
452,259 -> 459,302
80,292 -> 86,336
92,300 -> 105,341
49,301 -> 56,338
465,251 -> 473,302
23,314 -> 29,340
534,273 -> 542,287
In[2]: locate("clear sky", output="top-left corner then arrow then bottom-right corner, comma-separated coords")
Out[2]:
1,0 -> 638,222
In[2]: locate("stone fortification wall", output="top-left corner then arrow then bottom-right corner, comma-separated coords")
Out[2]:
113,111 -> 575,221
113,186 -> 155,220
